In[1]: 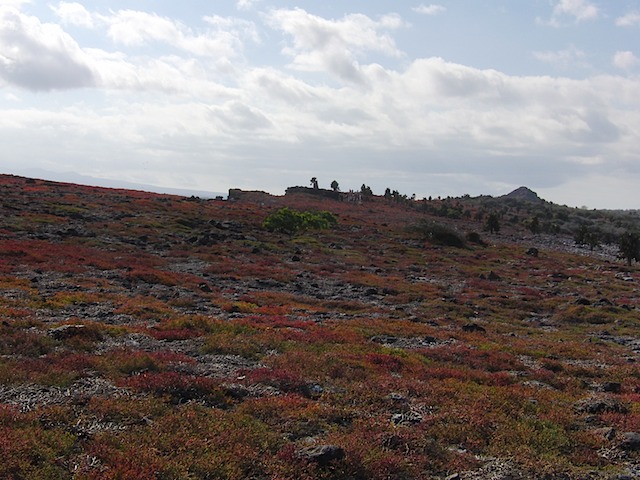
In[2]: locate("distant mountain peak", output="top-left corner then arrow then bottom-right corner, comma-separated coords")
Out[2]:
502,186 -> 542,203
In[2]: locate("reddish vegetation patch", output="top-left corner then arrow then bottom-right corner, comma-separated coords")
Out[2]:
0,174 -> 639,478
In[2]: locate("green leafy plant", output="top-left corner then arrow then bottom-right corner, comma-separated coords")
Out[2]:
263,208 -> 337,234
408,220 -> 466,248
619,230 -> 640,265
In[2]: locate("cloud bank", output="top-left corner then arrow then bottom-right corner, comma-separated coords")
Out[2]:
0,2 -> 639,208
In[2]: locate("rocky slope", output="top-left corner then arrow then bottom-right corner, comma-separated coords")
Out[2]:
0,174 -> 639,479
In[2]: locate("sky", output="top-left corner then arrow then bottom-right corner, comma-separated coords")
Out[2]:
1,1 -> 639,209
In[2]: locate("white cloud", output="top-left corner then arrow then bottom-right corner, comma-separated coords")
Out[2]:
209,100 -> 272,131
50,2 -> 93,28
539,0 -> 599,26
0,6 -> 95,90
91,9 -> 258,60
203,15 -> 260,45
0,0 -> 31,6
3,92 -> 20,101
2,56 -> 639,206
101,10 -> 184,47
412,4 -> 446,16
616,12 -> 640,27
266,8 -> 405,85
612,51 -> 639,70
533,45 -> 588,69
31,5 -> 260,91
1,5 -> 640,208
236,0 -> 261,11
84,47 -> 241,97
553,0 -> 598,21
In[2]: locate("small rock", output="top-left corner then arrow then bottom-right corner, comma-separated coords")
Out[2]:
619,432 -> 640,451
601,382 -> 622,393
391,411 -> 423,425
48,324 -> 87,340
592,426 -> 616,441
488,271 -> 501,281
462,323 -> 486,333
308,384 -> 324,397
525,247 -> 539,257
296,445 -> 345,465
387,392 -> 407,402
371,335 -> 397,345
381,434 -> 406,450
224,384 -> 250,399
574,396 -> 629,414
594,298 -> 614,307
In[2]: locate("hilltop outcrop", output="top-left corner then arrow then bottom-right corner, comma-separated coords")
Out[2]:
501,186 -> 543,203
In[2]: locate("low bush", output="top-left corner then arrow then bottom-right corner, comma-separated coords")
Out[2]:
408,220 -> 466,248
263,208 -> 337,234
124,371 -> 228,406
465,231 -> 486,246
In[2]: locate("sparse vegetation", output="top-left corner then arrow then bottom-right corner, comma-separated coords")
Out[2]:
0,174 -> 639,479
262,207 -> 337,234
619,230 -> 640,265
486,212 -> 501,234
408,219 -> 467,248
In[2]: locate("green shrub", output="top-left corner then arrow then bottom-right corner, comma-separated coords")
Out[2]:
408,220 -> 466,248
263,208 -> 337,234
465,231 -> 486,246
619,230 -> 640,265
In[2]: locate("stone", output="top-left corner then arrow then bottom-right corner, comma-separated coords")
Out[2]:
619,432 -> 640,451
387,392 -> 407,402
391,411 -> 423,425
48,324 -> 87,340
488,271 -> 501,281
371,335 -> 398,345
574,396 -> 629,414
525,247 -> 539,257
594,298 -> 614,307
296,445 -> 345,465
601,382 -> 622,393
462,323 -> 486,333
592,427 -> 616,441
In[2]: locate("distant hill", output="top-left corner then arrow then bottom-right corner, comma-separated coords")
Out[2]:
8,168 -> 225,199
500,186 -> 543,203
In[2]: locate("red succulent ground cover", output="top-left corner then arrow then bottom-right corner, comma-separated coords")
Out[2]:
0,174 -> 639,479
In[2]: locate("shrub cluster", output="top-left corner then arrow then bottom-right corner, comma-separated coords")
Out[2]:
263,208 -> 337,234
408,220 -> 466,248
